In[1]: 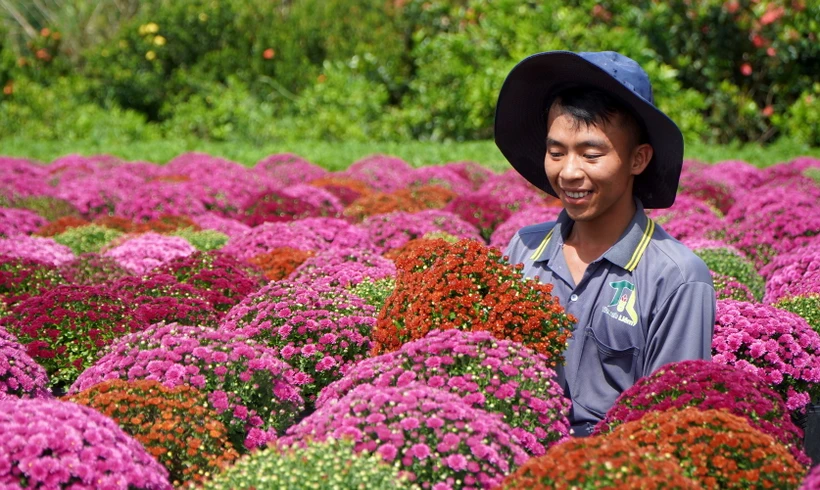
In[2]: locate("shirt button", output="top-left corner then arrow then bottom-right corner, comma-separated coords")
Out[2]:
570,294 -> 579,302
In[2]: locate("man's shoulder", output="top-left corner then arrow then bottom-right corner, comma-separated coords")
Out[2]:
646,223 -> 713,285
505,220 -> 557,262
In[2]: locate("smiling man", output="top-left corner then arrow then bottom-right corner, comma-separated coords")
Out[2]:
494,51 -> 716,437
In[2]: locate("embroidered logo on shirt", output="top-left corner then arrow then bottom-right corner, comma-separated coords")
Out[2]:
602,280 -> 638,326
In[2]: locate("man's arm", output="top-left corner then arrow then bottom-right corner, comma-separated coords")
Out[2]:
642,281 -> 716,377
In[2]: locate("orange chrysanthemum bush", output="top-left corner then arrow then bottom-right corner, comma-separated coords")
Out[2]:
343,185 -> 456,222
34,216 -> 89,237
500,432 -> 700,490
608,407 -> 807,489
372,238 -> 575,364
67,379 -> 239,487
247,247 -> 315,281
308,176 -> 374,206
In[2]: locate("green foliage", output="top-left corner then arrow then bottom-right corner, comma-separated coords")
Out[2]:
53,224 -> 123,255
774,83 -> 820,146
172,228 -> 229,251
202,438 -> 419,490
349,277 -> 396,311
775,295 -> 820,331
11,196 -> 80,222
694,247 -> 765,301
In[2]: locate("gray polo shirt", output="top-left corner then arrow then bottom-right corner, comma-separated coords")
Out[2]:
504,199 -> 715,436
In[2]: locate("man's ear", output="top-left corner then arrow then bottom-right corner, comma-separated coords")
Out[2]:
631,143 -> 654,176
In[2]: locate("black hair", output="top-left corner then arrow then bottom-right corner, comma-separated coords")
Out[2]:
545,86 -> 649,146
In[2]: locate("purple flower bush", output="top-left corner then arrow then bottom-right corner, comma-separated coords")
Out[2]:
336,155 -> 415,192
677,160 -> 736,214
490,205 -> 563,250
69,322 -> 305,451
0,334 -> 50,399
648,194 -> 725,242
289,217 -> 374,251
191,212 -> 250,240
254,153 -> 328,186
409,165 -> 475,194
696,160 -> 766,198
443,192 -> 512,243
115,181 -> 211,222
241,188 -> 324,227
712,272 -> 755,301
103,232 -> 196,275
109,274 -> 219,328
725,186 -> 820,269
593,359 -> 808,465
440,161 -> 495,190
281,382 -> 529,490
316,329 -> 571,456
149,251 -> 265,317
712,299 -> 820,413
361,209 -> 482,254
0,235 -> 75,266
0,397 -> 171,489
289,247 -> 396,288
765,246 -> 820,329
58,253 -> 132,286
0,207 -> 47,237
220,280 -> 376,403
282,184 -> 345,217
802,463 -> 820,490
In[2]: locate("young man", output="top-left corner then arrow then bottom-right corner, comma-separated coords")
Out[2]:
494,51 -> 716,437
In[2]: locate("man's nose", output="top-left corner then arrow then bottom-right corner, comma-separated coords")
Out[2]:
560,153 -> 585,182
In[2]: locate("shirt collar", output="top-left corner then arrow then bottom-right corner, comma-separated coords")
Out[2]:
531,198 -> 655,272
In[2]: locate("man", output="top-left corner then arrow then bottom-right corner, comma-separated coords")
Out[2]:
495,51 -> 716,437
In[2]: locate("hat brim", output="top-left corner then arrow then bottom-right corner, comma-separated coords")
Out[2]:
494,51 -> 684,209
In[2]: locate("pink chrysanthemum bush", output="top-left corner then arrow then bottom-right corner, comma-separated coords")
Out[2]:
241,188 -> 325,227
648,194 -> 725,242
801,463 -> 820,490
593,359 -> 808,464
220,280 -> 376,403
712,271 -> 756,301
0,333 -> 50,399
765,245 -> 820,329
443,192 -> 512,243
103,232 -> 196,275
361,209 -> 482,254
191,212 -> 250,239
254,153 -> 328,187
0,235 -> 75,266
280,382 -> 530,490
725,186 -> 820,269
108,274 -> 219,328
476,170 -> 552,211
409,165 -> 475,194
0,157 -> 51,201
149,251 -> 265,318
336,155 -> 415,192
316,329 -> 571,456
58,253 -> 132,286
289,247 -> 396,288
0,207 -> 47,238
70,322 -> 305,451
0,397 -> 172,489
678,162 -> 736,215
115,180 -> 211,222
687,239 -> 765,301
712,299 -> 820,414
440,161 -> 495,190
489,205 -> 563,250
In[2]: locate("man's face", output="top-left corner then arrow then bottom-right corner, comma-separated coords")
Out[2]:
544,103 -> 650,224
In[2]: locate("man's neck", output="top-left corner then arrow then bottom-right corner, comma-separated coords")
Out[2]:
565,199 -> 637,260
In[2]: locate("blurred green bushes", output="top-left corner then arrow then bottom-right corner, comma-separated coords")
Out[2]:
0,0 -> 817,145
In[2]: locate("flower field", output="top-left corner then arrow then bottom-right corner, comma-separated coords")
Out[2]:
0,151 -> 819,489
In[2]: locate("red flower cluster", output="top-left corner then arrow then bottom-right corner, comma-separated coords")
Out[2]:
241,190 -> 324,227
34,216 -> 89,237
0,255 -> 66,307
372,238 -> 575,364
248,247 -> 315,281
309,176 -> 374,206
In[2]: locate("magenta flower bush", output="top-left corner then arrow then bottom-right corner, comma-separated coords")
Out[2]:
149,251 -> 265,317
115,181 -> 211,222
765,246 -> 820,329
593,359 -> 808,465
0,157 -> 51,201
802,463 -> 820,490
444,192 -> 512,243
289,217 -> 374,251
712,299 -> 820,413
220,280 -> 376,403
685,238 -> 765,301
648,194 -> 725,242
697,160 -> 766,199
712,272 -> 755,301
0,235 -> 75,266
0,207 -> 47,237
241,188 -> 324,226
69,322 -> 305,451
289,247 -> 396,288
337,155 -> 415,192
109,274 -> 219,328
477,170 -> 550,211
678,162 -> 735,214
0,334 -> 50,399
254,153 -> 328,186
490,205 -> 563,249
0,255 -> 66,307
281,382 -> 529,490
317,329 -> 571,456
58,253 -> 132,286
361,209 -> 482,254
441,161 -> 495,190
103,232 -> 196,275
409,165 -> 474,194
282,184 -> 345,217
725,186 -> 820,269
0,397 -> 171,489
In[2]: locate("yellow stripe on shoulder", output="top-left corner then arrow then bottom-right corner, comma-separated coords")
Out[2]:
529,229 -> 554,261
625,218 -> 655,272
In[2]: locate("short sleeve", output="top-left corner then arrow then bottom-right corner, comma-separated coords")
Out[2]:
642,281 -> 716,377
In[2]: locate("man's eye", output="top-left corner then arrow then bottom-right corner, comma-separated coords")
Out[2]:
548,152 -> 563,158
585,154 -> 602,159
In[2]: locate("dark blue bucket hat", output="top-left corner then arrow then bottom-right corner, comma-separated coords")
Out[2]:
494,50 -> 684,209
